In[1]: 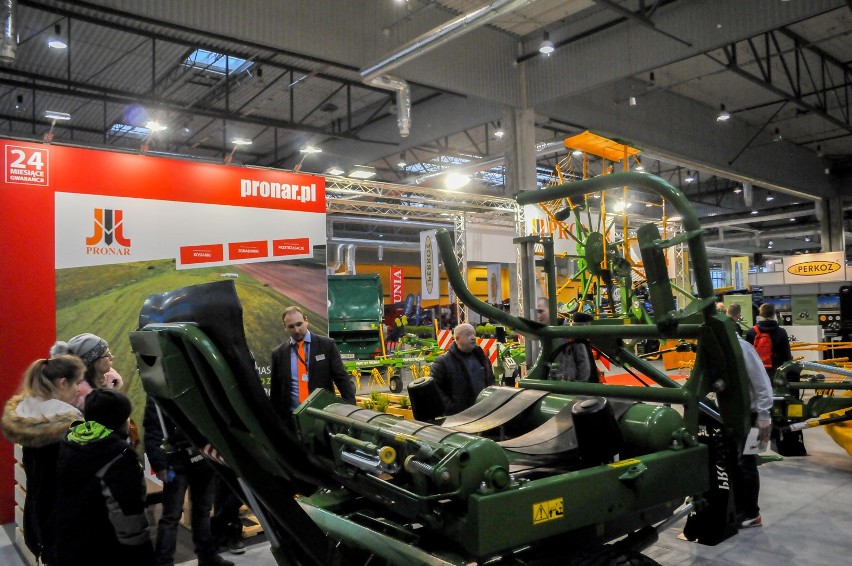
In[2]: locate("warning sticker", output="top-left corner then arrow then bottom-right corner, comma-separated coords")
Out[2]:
532,497 -> 564,525
608,458 -> 641,468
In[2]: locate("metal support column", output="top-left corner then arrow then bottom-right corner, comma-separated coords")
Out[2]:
453,212 -> 468,324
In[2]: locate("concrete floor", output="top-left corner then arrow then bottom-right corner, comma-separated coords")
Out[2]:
3,410 -> 850,565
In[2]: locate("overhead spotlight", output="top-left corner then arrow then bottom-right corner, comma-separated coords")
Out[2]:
684,170 -> 695,183
397,159 -> 407,168
539,31 -> 555,55
751,210 -> 759,215
444,172 -> 470,190
572,149 -> 583,157
635,164 -> 644,171
767,240 -> 774,249
816,144 -> 823,157
14,94 -> 22,110
804,236 -> 812,242
300,145 -> 322,154
48,24 -> 67,49
182,122 -> 191,134
629,96 -> 637,107
773,128 -> 783,142
717,103 -> 731,122
326,166 -> 344,176
613,200 -> 629,212
789,217 -> 796,222
43,110 -> 71,142
401,216 -> 409,221
145,121 -> 167,132
225,138 -> 252,164
494,128 -> 505,139
733,186 -> 743,194
766,192 -> 774,202
44,110 -> 70,121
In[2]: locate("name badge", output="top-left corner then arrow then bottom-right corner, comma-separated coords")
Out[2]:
301,373 -> 309,382
315,354 -> 326,361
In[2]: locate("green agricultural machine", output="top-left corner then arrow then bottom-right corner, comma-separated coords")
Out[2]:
130,172 -> 763,565
328,274 -> 385,361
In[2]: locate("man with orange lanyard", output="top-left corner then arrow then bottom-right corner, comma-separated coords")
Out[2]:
271,306 -> 356,419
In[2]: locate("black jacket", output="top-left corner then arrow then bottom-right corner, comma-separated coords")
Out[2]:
53,422 -> 153,565
745,318 -> 793,372
430,343 -> 495,416
143,395 -> 202,473
270,333 -> 356,417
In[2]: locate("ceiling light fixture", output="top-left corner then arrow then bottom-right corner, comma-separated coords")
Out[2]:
397,160 -> 407,168
224,137 -> 252,164
629,96 -> 637,107
444,172 -> 470,190
717,103 -> 731,122
539,31 -> 555,55
572,149 -> 583,157
684,170 -> 695,183
816,144 -> 823,157
14,94 -> 23,110
43,110 -> 71,142
49,24 -> 67,49
772,128 -> 782,142
44,110 -> 70,122
751,210 -> 759,215
348,165 -> 377,179
300,145 -> 322,154
145,121 -> 167,132
766,192 -> 774,202
635,164 -> 644,171
494,128 -> 505,139
326,166 -> 344,176
733,186 -> 743,194
767,240 -> 774,249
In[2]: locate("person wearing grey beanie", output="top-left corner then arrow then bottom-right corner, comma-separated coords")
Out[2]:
51,333 -> 123,408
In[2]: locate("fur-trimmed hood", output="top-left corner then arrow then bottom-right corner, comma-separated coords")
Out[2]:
2,395 -> 82,448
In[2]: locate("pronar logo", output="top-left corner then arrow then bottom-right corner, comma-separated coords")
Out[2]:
424,234 -> 434,294
787,261 -> 841,276
85,208 -> 131,256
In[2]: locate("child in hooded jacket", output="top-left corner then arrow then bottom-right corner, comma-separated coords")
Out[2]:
52,388 -> 153,565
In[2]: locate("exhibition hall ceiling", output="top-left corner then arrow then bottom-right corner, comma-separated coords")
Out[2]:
1,0 -> 850,262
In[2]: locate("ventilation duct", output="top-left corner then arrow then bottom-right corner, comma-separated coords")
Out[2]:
328,243 -> 346,273
363,74 -> 411,137
360,0 -> 533,138
361,0 -> 533,80
345,244 -> 357,275
0,0 -> 16,64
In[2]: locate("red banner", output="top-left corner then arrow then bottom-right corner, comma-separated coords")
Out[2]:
2,139 -> 325,212
390,266 -> 404,303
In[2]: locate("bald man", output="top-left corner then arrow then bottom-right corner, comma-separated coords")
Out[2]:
430,323 -> 495,415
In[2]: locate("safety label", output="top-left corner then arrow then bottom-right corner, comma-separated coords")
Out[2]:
532,497 -> 564,525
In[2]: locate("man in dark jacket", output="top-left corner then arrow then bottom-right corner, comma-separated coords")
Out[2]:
745,303 -> 792,377
53,389 -> 153,566
143,395 -> 234,566
430,323 -> 495,415
270,306 -> 356,418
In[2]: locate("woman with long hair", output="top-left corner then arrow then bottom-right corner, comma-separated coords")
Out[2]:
1,354 -> 85,564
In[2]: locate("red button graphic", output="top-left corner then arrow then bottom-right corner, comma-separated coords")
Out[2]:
272,238 -> 310,257
180,244 -> 224,265
229,240 -> 269,260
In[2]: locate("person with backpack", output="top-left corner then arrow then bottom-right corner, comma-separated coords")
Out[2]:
745,303 -> 792,379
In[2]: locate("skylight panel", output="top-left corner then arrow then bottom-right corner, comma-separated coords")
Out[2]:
185,49 -> 251,75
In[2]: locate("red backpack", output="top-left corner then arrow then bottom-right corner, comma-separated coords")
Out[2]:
752,326 -> 773,369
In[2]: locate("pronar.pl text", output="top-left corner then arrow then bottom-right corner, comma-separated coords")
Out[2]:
240,180 -> 317,202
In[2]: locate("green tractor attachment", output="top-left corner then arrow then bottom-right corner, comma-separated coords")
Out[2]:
130,172 -> 759,565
